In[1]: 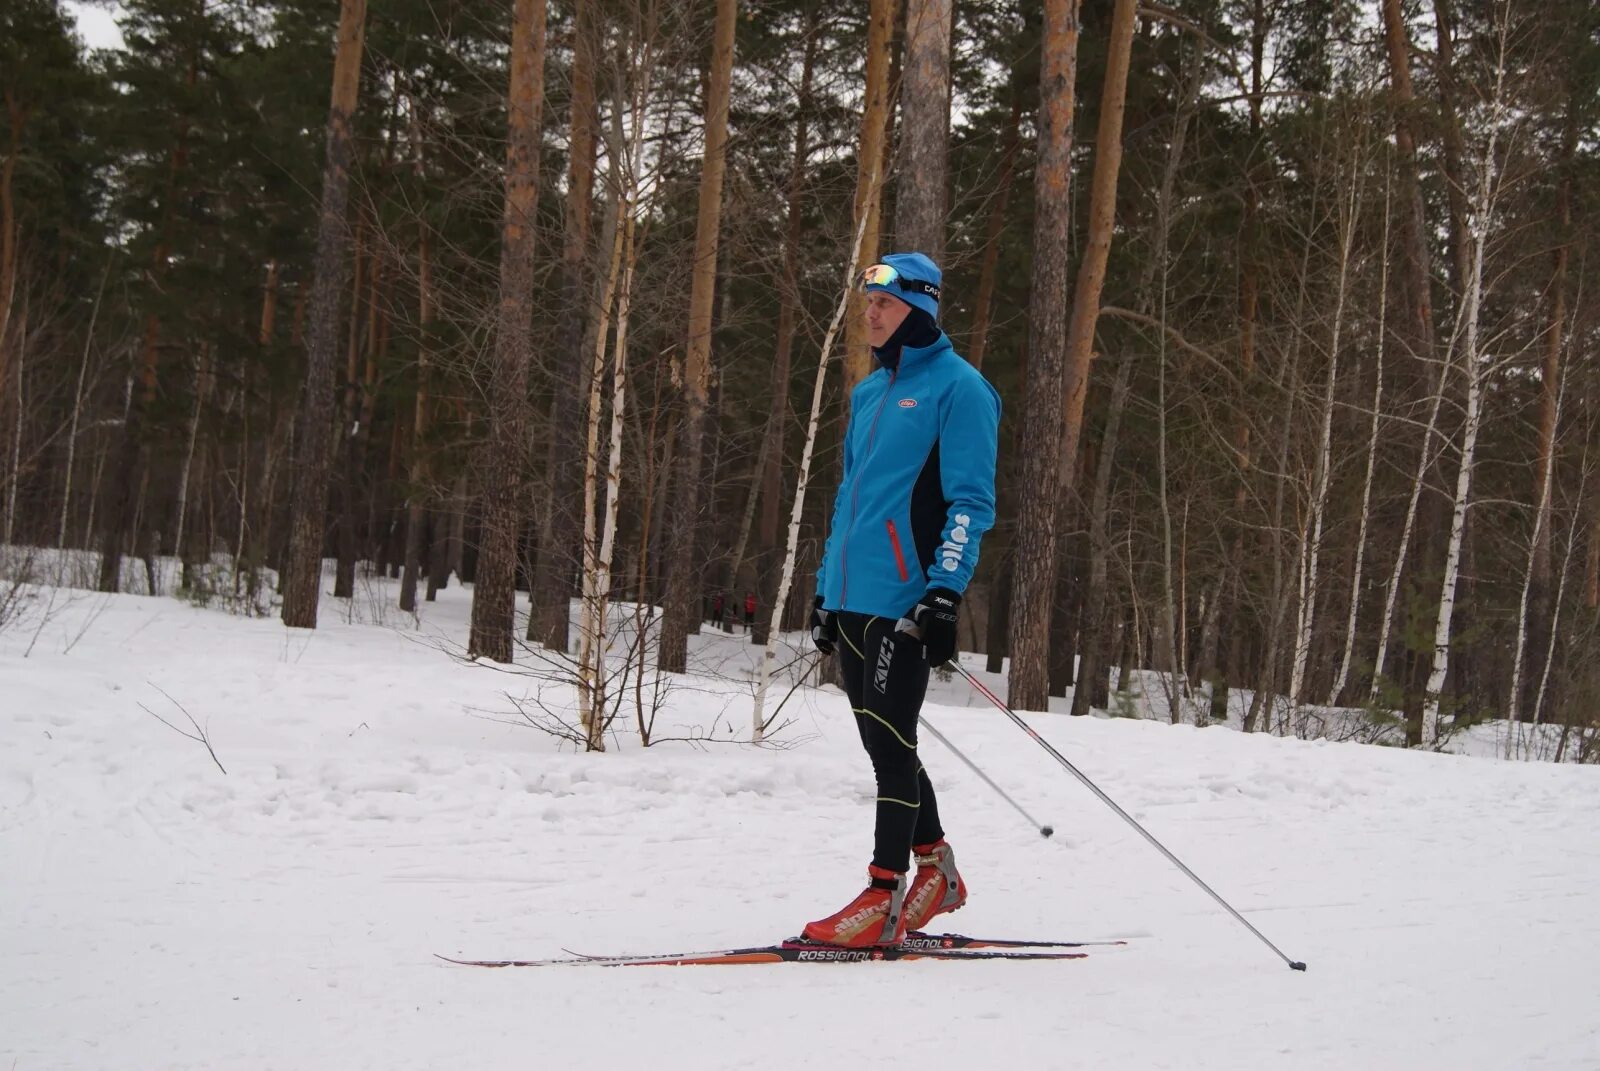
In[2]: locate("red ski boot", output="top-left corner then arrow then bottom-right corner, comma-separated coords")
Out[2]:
903,840 -> 968,932
801,865 -> 908,947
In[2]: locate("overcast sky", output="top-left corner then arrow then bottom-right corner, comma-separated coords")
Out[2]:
67,1 -> 125,51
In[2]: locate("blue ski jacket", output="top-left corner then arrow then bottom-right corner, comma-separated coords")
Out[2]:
817,332 -> 1001,620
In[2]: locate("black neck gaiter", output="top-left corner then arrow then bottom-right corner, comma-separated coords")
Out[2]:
872,308 -> 941,372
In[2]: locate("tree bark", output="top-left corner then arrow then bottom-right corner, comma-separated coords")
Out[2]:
1430,0 -> 1472,296
1070,340 -> 1135,717
399,226 -> 432,613
1379,0 -> 1438,370
1289,144 -> 1361,709
966,86 -> 1022,371
282,0 -> 368,628
530,0 -> 598,650
1006,0 -> 1081,712
334,224 -> 367,600
1057,0 -> 1136,501
753,17 -> 818,649
896,0 -> 951,262
1421,19 -> 1509,744
658,0 -> 737,674
1523,107 -> 1576,707
1329,161 -> 1391,706
843,0 -> 897,392
577,97 -> 635,750
0,96 -> 26,419
469,0 -> 547,663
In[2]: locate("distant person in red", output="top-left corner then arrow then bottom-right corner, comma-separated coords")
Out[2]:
712,593 -> 725,628
743,592 -> 756,629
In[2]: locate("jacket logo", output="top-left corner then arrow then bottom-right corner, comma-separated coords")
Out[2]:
940,513 -> 971,573
874,635 -> 895,693
898,398 -> 917,408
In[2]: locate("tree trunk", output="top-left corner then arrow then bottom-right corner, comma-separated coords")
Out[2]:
577,94 -> 636,750
1523,108 -> 1576,709
400,226 -> 432,613
751,195 -> 881,741
530,0 -> 597,650
658,0 -> 737,674
1211,0 -> 1267,706
98,47 -> 202,594
1042,0 -> 1137,706
1071,340 -> 1135,717
282,0 -> 368,628
896,0 -> 951,262
1330,160 -> 1391,706
2,293 -> 24,549
469,0 -> 547,663
1379,0 -> 1439,374
752,17 -> 818,649
1288,145 -> 1360,709
843,0 -> 897,392
1421,21 -> 1509,744
1057,0 -> 1136,500
965,86 -> 1022,371
173,345 -> 213,580
1430,0 -> 1472,296
1006,0 -> 1081,712
58,258 -> 110,553
0,98 -> 26,420
334,225 -> 367,600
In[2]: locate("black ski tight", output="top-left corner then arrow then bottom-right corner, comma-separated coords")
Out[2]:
834,611 -> 944,872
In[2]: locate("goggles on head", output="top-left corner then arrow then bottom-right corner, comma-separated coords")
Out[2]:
858,263 -> 941,302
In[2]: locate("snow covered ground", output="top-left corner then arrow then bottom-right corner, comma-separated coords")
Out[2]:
4,567 -> 1599,1070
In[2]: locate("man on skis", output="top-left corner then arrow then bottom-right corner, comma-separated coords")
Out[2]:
805,252 -> 1002,948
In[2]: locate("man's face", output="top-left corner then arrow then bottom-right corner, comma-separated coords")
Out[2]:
865,290 -> 912,349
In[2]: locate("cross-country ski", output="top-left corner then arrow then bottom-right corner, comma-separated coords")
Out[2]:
437,932 -> 1130,967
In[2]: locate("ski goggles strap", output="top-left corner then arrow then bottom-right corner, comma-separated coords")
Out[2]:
859,263 -> 941,303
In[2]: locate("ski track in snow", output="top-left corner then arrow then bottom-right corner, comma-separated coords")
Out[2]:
3,580 -> 1599,1070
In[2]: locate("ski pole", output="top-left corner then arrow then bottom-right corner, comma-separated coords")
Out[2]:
946,656 -> 1306,972
919,713 -> 1054,839
896,617 -> 1305,972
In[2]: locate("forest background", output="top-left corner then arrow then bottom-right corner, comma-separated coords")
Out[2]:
2,0 -> 1597,758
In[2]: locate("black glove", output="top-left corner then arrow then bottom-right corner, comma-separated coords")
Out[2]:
908,588 -> 961,667
810,595 -> 837,656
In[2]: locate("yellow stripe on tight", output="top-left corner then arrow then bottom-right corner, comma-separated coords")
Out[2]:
852,707 -> 915,750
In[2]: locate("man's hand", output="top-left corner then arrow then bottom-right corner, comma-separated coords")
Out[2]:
908,588 -> 961,667
810,596 -> 837,656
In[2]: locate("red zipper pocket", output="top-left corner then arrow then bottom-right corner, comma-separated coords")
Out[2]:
885,520 -> 911,583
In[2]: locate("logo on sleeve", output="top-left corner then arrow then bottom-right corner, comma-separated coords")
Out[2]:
940,514 -> 971,572
898,398 -> 918,408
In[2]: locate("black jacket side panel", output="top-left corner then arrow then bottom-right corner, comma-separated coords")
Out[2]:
910,441 -> 946,580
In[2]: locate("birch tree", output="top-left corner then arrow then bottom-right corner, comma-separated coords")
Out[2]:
1328,156 -> 1391,707
577,82 -> 646,752
752,188 -> 881,743
1289,112 -> 1368,713
531,0 -> 599,652
1420,7 -> 1514,744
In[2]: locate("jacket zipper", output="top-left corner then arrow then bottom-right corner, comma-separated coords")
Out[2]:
885,520 -> 910,583
840,369 -> 897,608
